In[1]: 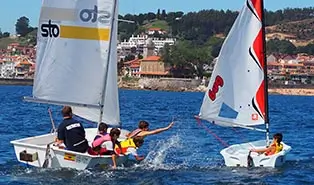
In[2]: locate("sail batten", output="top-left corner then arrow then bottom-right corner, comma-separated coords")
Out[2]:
34,0 -> 120,126
199,0 -> 266,129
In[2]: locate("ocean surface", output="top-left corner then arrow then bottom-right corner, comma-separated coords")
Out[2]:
0,85 -> 313,185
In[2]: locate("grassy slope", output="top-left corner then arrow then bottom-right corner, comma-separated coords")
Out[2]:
143,20 -> 169,31
0,37 -> 18,49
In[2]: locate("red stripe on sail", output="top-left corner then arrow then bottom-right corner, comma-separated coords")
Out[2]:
253,28 -> 265,119
250,0 -> 262,20
256,81 -> 265,119
253,30 -> 264,68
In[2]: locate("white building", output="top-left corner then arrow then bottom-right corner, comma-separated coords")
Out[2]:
117,34 -> 176,58
0,60 -> 15,78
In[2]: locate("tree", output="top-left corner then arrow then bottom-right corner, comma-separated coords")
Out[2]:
156,9 -> 161,20
146,12 -> 156,21
2,32 -> 10,38
161,10 -> 167,20
15,16 -> 31,36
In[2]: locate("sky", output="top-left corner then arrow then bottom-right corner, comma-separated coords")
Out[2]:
0,0 -> 313,33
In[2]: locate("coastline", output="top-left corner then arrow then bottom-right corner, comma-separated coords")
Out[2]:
0,78 -> 313,96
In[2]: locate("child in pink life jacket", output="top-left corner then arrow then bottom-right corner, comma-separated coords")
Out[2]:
88,123 -> 121,168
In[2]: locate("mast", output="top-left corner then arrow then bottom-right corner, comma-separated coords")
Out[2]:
260,0 -> 270,146
98,0 -> 118,128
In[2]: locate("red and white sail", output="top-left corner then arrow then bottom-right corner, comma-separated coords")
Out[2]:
199,0 -> 266,128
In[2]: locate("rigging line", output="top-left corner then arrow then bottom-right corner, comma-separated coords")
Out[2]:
231,127 -> 256,149
48,108 -> 56,133
195,116 -> 229,148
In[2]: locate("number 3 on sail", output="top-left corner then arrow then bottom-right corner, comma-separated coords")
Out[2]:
197,0 -> 291,168
208,75 -> 224,101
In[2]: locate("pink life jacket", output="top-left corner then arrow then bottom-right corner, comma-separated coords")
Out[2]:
92,134 -> 111,148
128,129 -> 142,138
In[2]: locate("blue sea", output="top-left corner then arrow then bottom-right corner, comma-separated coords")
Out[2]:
0,85 -> 313,185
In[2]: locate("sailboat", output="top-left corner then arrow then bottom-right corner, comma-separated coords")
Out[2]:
197,0 -> 291,167
10,0 -> 131,170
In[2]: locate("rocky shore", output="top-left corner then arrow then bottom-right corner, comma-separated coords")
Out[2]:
119,77 -> 314,96
0,78 -> 313,96
268,88 -> 314,96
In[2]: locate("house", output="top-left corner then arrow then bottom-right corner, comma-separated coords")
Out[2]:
123,59 -> 141,77
15,59 -> 33,78
147,28 -> 166,35
135,56 -> 169,78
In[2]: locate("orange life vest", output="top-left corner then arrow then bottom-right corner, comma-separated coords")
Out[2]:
265,142 -> 283,156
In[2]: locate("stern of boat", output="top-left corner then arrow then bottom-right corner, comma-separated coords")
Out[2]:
10,133 -> 56,168
220,140 -> 291,167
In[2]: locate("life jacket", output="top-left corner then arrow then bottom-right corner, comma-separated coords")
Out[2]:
128,128 -> 142,138
265,142 -> 283,156
91,134 -> 111,148
115,138 -> 137,155
88,134 -> 112,155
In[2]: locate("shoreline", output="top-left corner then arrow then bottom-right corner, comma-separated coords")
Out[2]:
0,78 -> 313,96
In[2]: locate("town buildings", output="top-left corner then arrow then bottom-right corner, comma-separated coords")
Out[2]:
1,34 -> 314,85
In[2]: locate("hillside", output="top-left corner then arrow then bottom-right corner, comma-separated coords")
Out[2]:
266,18 -> 314,40
0,37 -> 18,49
142,20 -> 169,31
0,29 -> 37,49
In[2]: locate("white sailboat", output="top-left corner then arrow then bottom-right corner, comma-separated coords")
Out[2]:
197,0 -> 291,167
10,0 -> 131,170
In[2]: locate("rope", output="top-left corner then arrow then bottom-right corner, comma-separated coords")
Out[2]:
195,116 -> 229,148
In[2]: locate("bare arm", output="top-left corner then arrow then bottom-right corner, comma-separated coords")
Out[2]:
137,122 -> 174,137
135,155 -> 145,161
250,145 -> 275,153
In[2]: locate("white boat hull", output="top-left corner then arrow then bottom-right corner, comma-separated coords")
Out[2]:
10,128 -> 131,170
220,140 -> 291,168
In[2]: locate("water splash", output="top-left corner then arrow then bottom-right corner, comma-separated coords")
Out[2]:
138,135 -> 182,170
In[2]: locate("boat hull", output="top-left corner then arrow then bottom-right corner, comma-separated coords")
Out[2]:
10,128 -> 131,170
220,140 -> 291,168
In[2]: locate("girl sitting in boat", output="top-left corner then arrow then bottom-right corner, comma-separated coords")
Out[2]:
250,133 -> 283,156
88,127 -> 121,168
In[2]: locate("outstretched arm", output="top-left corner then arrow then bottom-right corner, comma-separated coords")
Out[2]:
250,145 -> 275,154
138,122 -> 174,137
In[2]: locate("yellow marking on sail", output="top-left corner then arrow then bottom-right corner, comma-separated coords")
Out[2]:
60,25 -> 110,41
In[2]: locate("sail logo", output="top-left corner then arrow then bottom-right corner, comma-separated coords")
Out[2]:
39,6 -> 112,41
208,75 -> 224,101
79,5 -> 111,24
41,20 -> 60,38
251,113 -> 258,120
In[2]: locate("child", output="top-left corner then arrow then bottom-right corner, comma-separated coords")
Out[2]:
127,120 -> 174,138
88,127 -> 121,168
250,133 -> 283,156
115,136 -> 145,161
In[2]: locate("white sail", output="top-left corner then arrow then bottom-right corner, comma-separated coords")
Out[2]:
199,0 -> 266,127
72,0 -> 120,125
34,0 -> 120,126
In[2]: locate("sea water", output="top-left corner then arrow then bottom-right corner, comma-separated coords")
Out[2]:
0,85 -> 313,184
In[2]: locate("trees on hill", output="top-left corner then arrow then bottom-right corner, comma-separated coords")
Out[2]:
15,16 -> 35,37
0,29 -> 10,38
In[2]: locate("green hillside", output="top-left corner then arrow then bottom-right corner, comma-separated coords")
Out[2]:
143,20 -> 169,31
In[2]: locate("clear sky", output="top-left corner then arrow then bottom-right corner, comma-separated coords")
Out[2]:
0,0 -> 313,33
